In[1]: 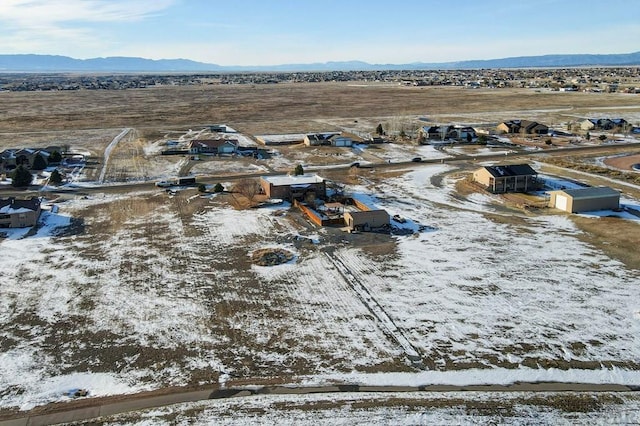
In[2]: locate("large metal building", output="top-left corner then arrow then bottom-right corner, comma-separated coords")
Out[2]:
548,187 -> 620,213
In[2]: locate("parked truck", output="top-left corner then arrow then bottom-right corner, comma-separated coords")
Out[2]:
173,176 -> 196,186
155,176 -> 197,188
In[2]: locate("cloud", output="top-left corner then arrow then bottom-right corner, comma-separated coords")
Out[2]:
0,0 -> 175,26
0,0 -> 176,56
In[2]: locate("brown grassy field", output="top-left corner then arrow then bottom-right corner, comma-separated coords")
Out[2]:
1,83 -> 639,135
2,80 -> 640,419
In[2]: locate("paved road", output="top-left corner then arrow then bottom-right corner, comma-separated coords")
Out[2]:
2,141 -> 638,199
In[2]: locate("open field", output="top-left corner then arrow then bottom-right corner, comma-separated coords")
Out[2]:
70,391 -> 640,425
2,162 -> 640,415
1,83 -> 640,136
2,81 -> 640,421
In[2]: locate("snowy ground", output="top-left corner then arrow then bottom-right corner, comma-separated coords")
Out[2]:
83,391 -> 640,425
2,164 -> 640,412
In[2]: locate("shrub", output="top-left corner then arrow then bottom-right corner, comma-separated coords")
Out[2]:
49,169 -> 63,185
213,183 -> 224,193
32,153 -> 48,170
11,165 -> 33,187
49,150 -> 62,163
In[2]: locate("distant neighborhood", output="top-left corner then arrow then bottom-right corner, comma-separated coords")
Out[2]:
2,67 -> 640,93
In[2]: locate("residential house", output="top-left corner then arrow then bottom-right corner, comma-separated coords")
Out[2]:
1,148 -> 51,170
419,125 -> 454,142
303,132 -> 340,146
418,125 -> 477,143
473,164 -> 539,193
548,187 -> 620,213
328,135 -> 353,147
0,197 -> 42,228
260,174 -> 326,201
579,118 -> 629,131
496,120 -> 549,135
0,150 -> 17,171
189,139 -> 238,155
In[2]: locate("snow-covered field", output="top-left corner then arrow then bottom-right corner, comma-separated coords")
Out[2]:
89,391 -> 640,425
1,164 -> 640,412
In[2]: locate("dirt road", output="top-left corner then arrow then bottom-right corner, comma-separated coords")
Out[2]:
1,381 -> 636,426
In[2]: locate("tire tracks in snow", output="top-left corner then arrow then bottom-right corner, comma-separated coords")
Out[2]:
324,252 -> 428,369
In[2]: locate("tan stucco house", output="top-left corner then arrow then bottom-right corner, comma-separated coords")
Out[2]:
473,164 -> 538,193
260,174 -> 326,201
0,197 -> 42,228
496,120 -> 548,135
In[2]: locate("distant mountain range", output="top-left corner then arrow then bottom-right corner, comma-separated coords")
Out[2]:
1,52 -> 639,72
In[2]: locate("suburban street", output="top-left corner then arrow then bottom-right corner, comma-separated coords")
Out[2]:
3,142 -> 640,199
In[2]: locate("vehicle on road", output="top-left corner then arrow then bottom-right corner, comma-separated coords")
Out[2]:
174,176 -> 197,186
155,180 -> 172,188
411,157 -> 422,162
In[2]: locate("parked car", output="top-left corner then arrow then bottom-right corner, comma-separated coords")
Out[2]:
411,157 -> 422,163
350,162 -> 361,168
155,180 -> 172,188
393,214 -> 406,223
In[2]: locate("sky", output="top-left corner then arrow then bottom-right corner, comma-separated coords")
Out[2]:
0,0 -> 639,66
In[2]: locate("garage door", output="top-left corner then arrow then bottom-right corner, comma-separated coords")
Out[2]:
555,194 -> 568,211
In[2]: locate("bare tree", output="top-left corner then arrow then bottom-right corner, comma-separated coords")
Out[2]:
233,178 -> 260,203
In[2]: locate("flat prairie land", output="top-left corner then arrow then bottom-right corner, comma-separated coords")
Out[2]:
1,83 -> 640,135
2,81 -> 640,419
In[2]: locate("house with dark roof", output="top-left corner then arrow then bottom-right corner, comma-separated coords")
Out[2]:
0,197 -> 42,228
496,120 -> 548,135
303,132 -> 341,146
188,139 -> 238,155
472,164 -> 539,193
579,118 -> 629,131
418,125 -> 477,144
1,148 -> 51,170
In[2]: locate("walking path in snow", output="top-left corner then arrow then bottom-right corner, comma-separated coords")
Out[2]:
97,128 -> 131,184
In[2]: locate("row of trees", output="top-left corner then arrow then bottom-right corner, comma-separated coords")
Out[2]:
10,165 -> 64,187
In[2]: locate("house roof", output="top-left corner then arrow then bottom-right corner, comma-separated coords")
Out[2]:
0,197 -> 41,214
328,134 -> 351,141
557,186 -> 620,200
190,139 -> 238,149
498,120 -> 548,131
482,164 -> 537,178
305,132 -> 340,140
262,174 -> 325,187
346,209 -> 388,217
344,209 -> 390,222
